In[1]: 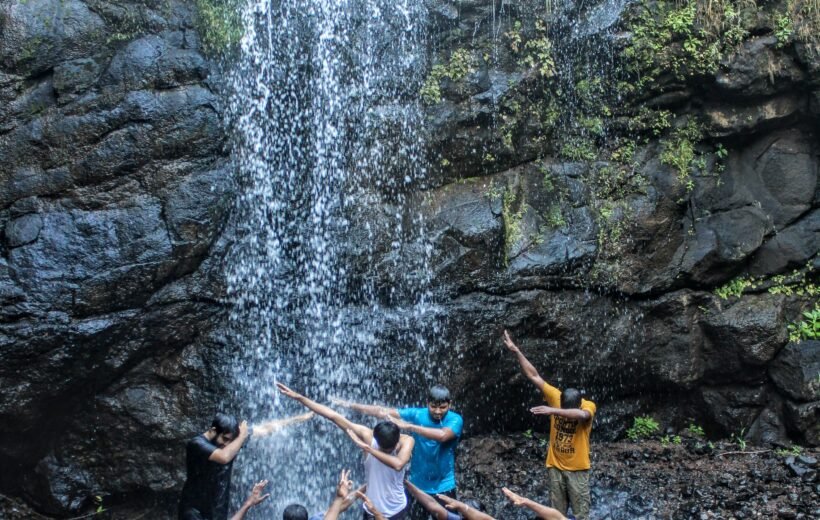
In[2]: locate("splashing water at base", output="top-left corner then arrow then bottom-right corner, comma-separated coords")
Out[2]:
224,0 -> 434,514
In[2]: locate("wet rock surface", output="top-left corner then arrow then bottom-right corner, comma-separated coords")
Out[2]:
0,0 -> 818,517
0,0 -> 231,515
458,435 -> 820,520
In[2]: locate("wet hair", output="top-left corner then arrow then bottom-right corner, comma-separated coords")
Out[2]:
283,504 -> 308,520
560,388 -> 582,409
427,384 -> 451,404
373,421 -> 401,451
211,413 -> 240,437
463,499 -> 485,512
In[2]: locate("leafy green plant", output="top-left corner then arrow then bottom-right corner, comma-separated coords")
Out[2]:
775,14 -> 794,47
627,416 -> 659,440
660,434 -> 682,446
521,20 -> 555,77
502,188 -> 526,264
420,49 -> 474,104
775,445 -> 803,457
660,119 -> 703,194
715,275 -> 755,299
787,304 -> 820,343
731,428 -> 747,451
194,0 -> 245,56
687,423 -> 705,437
523,429 -> 534,439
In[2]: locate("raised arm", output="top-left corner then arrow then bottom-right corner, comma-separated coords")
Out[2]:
530,406 -> 591,422
405,480 -> 450,520
332,398 -> 400,419
346,429 -> 414,471
229,480 -> 270,520
503,330 -> 546,391
388,416 -> 457,443
276,383 -> 372,440
502,487 -> 566,520
437,495 -> 495,520
209,421 -> 250,465
252,411 -> 314,437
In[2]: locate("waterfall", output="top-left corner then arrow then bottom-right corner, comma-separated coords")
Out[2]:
224,0 -> 433,513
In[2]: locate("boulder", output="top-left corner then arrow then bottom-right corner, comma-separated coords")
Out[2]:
770,341 -> 820,401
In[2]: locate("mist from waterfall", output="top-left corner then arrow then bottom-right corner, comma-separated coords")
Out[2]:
224,0 -> 434,514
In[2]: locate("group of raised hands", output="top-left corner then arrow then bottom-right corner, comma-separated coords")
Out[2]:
234,471 -> 565,520
231,469 -> 386,520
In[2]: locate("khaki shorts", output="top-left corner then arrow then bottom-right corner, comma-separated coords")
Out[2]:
548,467 -> 590,520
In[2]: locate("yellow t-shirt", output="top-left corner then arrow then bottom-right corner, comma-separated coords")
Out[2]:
543,382 -> 596,471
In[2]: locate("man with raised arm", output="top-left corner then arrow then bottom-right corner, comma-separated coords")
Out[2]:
333,385 -> 463,519
178,411 -> 314,520
503,330 -> 596,520
277,383 -> 415,520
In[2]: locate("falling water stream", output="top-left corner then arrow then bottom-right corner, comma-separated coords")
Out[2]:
225,0 -> 434,514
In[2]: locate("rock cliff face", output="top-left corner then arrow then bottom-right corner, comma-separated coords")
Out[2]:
1,0 -> 231,515
407,0 -> 818,449
0,0 -> 817,516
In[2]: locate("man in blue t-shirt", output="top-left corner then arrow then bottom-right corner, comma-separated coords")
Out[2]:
333,385 -> 464,520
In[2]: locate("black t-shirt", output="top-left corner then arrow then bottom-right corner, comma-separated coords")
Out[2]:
178,435 -> 233,520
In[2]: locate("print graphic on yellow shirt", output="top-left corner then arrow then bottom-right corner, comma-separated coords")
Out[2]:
542,382 -> 596,471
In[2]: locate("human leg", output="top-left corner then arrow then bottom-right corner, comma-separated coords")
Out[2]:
566,470 -> 590,520
547,467 -> 569,515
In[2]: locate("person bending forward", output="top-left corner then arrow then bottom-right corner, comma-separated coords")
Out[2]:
277,383 -> 415,520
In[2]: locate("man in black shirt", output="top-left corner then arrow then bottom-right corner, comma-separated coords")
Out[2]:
179,411 -> 313,520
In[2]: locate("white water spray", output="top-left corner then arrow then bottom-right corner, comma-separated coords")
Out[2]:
225,0 -> 433,513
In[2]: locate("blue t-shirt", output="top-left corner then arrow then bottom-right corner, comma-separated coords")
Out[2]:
398,407 -> 463,494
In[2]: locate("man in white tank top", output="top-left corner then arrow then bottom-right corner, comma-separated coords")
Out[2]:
277,383 -> 415,519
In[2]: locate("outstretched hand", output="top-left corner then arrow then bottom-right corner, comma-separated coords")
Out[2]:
356,490 -> 385,519
502,487 -> 526,507
336,469 -> 353,499
530,406 -> 557,416
245,480 -> 271,507
437,494 -> 458,510
386,415 -> 411,430
503,330 -> 520,354
276,382 -> 301,400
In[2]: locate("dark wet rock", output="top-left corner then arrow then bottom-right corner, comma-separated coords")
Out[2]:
769,341 -> 820,402
704,95 -> 804,137
0,0 -> 107,76
4,213 -> 43,247
53,58 -> 103,101
716,36 -> 806,97
748,209 -> 820,276
783,400 -> 820,446
701,293 -> 788,368
1,0 -> 820,516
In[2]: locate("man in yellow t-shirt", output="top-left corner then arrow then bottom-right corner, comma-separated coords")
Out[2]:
503,330 -> 596,520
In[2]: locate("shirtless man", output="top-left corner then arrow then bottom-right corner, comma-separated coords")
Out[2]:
277,383 -> 415,519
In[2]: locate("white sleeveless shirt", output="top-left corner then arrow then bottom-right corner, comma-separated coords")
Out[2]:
364,438 -> 407,517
